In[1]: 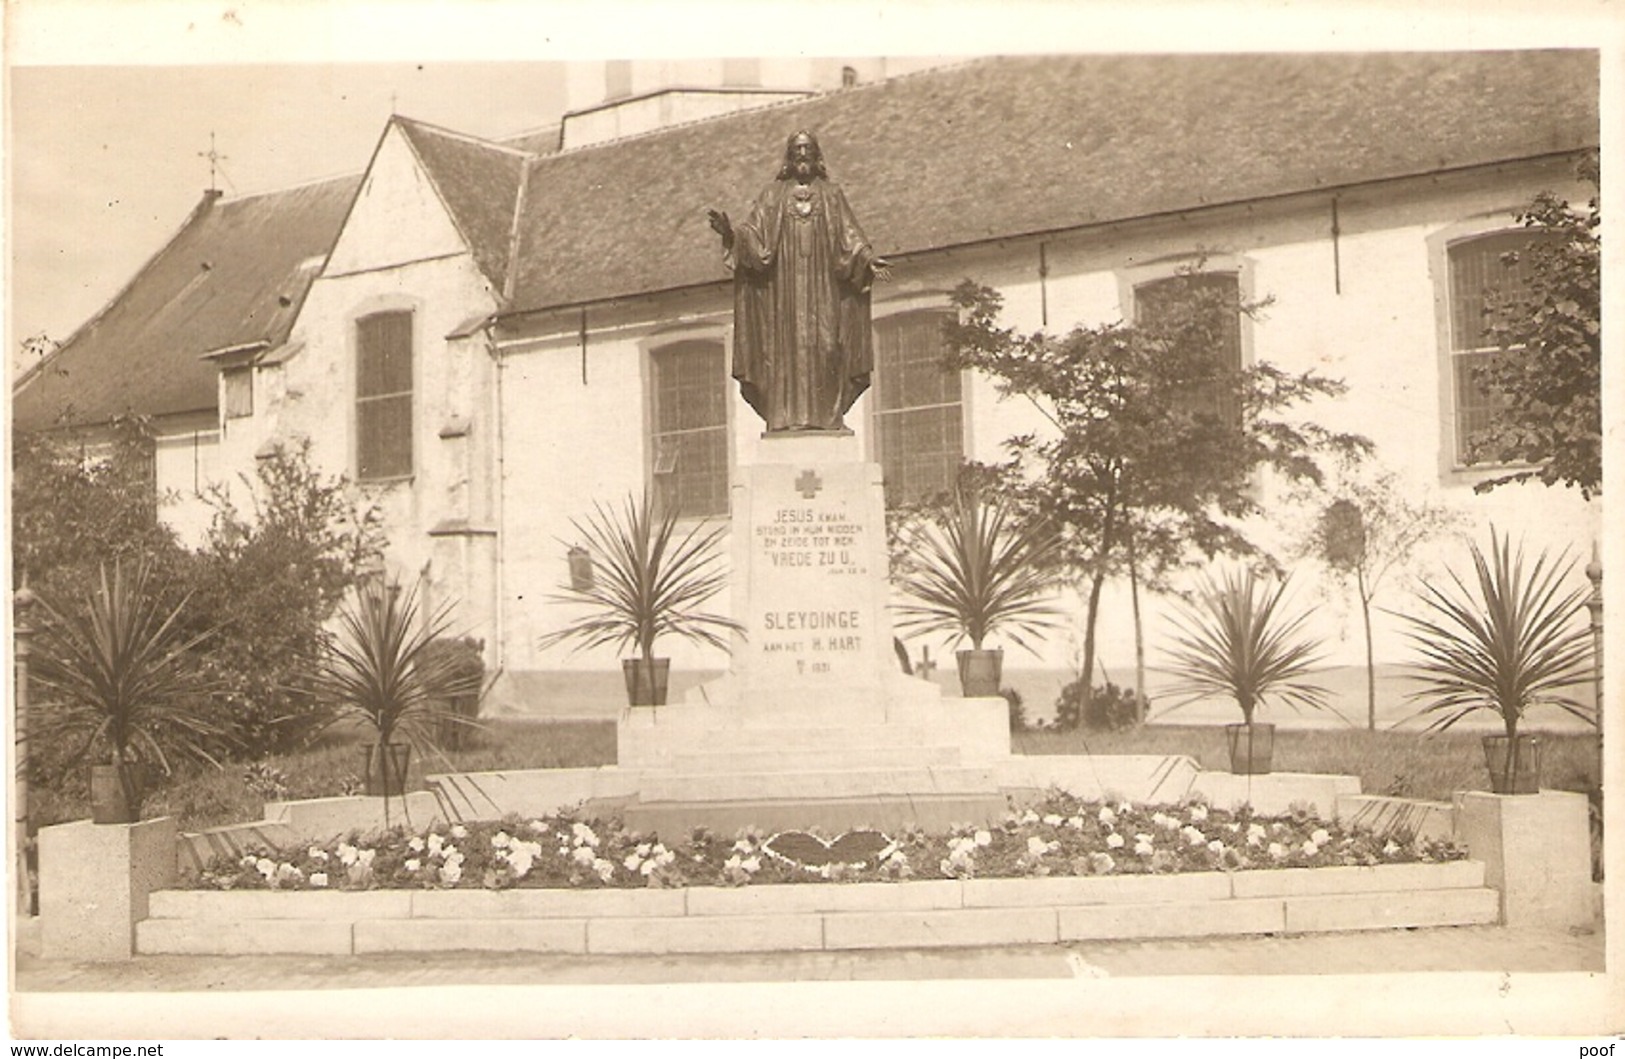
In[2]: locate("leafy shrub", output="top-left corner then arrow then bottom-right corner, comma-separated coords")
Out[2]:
1055,680 -> 1139,731
178,440 -> 385,757
1001,687 -> 1026,732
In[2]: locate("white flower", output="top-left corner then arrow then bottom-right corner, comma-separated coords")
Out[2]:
491,831 -> 511,849
1182,826 -> 1207,847
1021,809 -> 1040,825
439,860 -> 462,886
593,858 -> 614,882
1188,804 -> 1209,823
731,839 -> 752,854
1154,813 -> 1178,831
1026,836 -> 1051,857
240,854 -> 257,867
572,846 -> 597,868
1106,832 -> 1125,849
357,848 -> 376,866
1068,816 -> 1084,830
571,822 -> 599,847
1134,839 -> 1155,857
255,857 -> 276,878
528,819 -> 548,834
449,824 -> 469,840
623,852 -> 644,872
1311,828 -> 1331,847
407,836 -> 425,853
443,847 -> 464,869
741,856 -> 761,874
1268,842 -> 1288,860
1042,814 -> 1063,827
404,858 -> 421,872
309,872 -> 328,888
307,847 -> 329,862
426,833 -> 444,857
1207,840 -> 1225,855
1117,801 -> 1133,815
1098,806 -> 1117,826
507,850 -> 535,879
974,830 -> 993,847
637,860 -> 654,876
276,863 -> 303,883
1302,840 -> 1320,857
336,843 -> 358,867
724,854 -> 742,872
1247,823 -> 1267,844
1383,840 -> 1401,857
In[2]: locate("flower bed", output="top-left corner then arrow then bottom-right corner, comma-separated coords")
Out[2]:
197,789 -> 1464,893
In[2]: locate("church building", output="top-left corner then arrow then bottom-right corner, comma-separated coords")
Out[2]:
13,53 -> 1601,717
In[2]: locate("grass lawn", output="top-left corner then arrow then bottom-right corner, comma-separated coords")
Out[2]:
31,718 -> 1601,834
1015,725 -> 1601,804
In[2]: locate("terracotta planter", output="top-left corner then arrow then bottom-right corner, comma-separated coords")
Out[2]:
363,742 -> 412,798
90,763 -> 145,824
623,658 -> 671,706
1224,722 -> 1275,775
956,648 -> 1004,697
1482,733 -> 1542,794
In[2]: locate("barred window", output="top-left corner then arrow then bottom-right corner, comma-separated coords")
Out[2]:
1134,271 -> 1244,427
872,309 -> 963,507
1447,230 -> 1555,465
651,339 -> 728,519
356,310 -> 413,481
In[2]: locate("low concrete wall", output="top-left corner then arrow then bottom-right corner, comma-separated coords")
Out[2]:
39,818 -> 177,961
136,859 -> 1497,956
1455,789 -> 1594,930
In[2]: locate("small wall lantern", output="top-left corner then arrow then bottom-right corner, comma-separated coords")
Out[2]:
567,545 -> 596,591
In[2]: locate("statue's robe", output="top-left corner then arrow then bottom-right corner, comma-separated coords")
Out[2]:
726,177 -> 877,431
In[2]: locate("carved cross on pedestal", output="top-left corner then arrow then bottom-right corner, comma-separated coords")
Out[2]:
795,469 -> 823,499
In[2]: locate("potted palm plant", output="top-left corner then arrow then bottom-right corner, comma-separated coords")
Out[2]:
1400,529 -> 1594,794
1164,568 -> 1330,774
892,489 -> 1061,696
315,578 -> 481,799
541,492 -> 741,706
30,560 -> 226,824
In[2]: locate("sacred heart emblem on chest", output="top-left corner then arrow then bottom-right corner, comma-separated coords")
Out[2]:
764,830 -> 891,868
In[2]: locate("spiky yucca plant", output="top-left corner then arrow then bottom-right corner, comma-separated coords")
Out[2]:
1164,569 -> 1330,724
892,491 -> 1062,653
31,560 -> 226,815
315,579 -> 482,760
1400,529 -> 1594,743
541,492 -> 742,663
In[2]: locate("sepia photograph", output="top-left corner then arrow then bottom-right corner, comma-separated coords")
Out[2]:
5,0 -> 1620,1042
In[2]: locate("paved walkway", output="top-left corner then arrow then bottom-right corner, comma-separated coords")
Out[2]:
14,923 -> 1604,991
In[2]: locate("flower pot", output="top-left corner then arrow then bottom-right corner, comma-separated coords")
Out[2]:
1482,733 -> 1542,794
89,762 -> 145,824
623,657 -> 671,706
363,742 -> 412,798
1224,722 -> 1275,775
956,648 -> 1004,697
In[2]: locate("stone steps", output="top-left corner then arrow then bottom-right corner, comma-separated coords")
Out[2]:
667,744 -> 965,773
136,860 -> 1500,957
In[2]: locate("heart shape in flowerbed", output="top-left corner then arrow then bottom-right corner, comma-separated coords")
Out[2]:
764,830 -> 891,868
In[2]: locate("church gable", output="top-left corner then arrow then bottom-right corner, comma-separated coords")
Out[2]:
323,122 -> 473,279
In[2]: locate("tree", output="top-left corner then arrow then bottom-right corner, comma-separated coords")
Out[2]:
1299,461 -> 1465,730
178,440 -> 387,756
12,415 -> 185,607
1468,152 -> 1600,498
942,275 -> 1370,722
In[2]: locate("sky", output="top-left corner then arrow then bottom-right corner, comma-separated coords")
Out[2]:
4,0 -> 1617,377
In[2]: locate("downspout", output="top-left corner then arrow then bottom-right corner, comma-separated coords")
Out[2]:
487,324 -> 508,680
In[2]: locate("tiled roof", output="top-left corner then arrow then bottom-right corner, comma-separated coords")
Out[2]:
13,176 -> 360,432
504,50 -> 1598,313
395,118 -> 530,294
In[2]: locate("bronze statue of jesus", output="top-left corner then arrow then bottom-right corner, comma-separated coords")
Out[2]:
709,130 -> 890,432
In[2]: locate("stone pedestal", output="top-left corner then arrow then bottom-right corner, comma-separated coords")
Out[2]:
39,817 -> 177,960
1454,790 -> 1594,929
616,432 -> 1011,832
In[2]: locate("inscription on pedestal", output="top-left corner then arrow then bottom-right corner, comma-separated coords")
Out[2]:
743,463 -> 885,686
